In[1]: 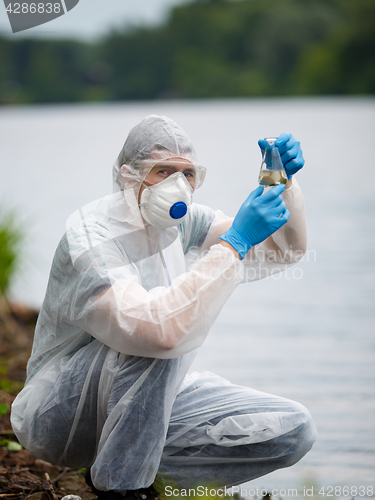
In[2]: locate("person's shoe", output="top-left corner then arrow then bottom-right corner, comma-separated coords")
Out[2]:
94,487 -> 158,500
85,469 -> 158,500
95,492 -> 127,500
124,486 -> 159,499
85,468 -> 101,496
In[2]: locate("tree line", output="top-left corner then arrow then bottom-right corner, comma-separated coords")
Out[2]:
1,0 -> 374,104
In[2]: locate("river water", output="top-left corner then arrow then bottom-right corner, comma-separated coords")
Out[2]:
1,97 -> 374,496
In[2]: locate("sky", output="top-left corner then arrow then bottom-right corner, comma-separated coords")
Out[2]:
0,0 -> 189,40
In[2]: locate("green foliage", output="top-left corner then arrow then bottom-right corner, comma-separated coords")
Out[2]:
0,378 -> 24,395
1,38 -> 91,103
0,0 -> 374,103
0,402 -> 10,416
166,0 -> 339,96
289,0 -> 375,94
0,208 -> 23,297
100,26 -> 172,100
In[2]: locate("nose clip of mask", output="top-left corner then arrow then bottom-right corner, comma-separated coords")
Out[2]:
140,172 -> 193,228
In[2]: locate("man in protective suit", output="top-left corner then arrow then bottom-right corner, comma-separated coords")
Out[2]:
11,115 -> 316,500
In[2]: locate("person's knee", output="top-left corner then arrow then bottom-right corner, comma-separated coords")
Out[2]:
283,402 -> 317,467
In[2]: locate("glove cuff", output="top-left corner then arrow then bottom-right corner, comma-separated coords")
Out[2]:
219,226 -> 252,260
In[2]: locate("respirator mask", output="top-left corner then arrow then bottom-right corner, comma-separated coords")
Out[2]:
139,172 -> 194,228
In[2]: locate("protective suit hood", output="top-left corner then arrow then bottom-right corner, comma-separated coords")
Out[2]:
113,114 -> 199,194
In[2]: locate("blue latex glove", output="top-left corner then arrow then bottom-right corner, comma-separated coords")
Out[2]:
219,184 -> 290,259
258,133 -> 305,179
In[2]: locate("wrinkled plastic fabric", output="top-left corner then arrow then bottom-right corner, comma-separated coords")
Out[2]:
113,114 -> 205,195
11,115 -> 314,492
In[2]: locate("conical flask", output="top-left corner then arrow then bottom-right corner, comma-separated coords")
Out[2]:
258,137 -> 288,186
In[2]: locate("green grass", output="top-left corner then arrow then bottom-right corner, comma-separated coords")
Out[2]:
0,402 -> 10,416
0,206 -> 24,297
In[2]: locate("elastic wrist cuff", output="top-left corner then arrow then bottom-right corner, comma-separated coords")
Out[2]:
219,227 -> 252,260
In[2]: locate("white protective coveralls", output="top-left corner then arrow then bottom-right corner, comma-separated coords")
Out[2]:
11,115 -> 316,493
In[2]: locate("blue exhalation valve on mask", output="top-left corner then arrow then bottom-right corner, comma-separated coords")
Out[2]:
169,202 -> 188,220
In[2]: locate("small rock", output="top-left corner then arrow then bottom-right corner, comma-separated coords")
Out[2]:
61,496 -> 82,500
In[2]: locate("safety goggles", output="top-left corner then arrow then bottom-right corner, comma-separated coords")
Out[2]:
141,158 -> 206,189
